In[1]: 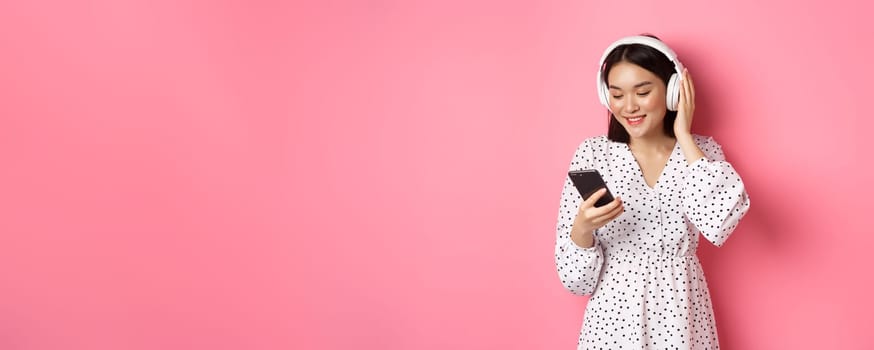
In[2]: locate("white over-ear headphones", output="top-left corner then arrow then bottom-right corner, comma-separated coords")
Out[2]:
596,35 -> 685,112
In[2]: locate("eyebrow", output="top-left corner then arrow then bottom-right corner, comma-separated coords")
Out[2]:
608,81 -> 653,90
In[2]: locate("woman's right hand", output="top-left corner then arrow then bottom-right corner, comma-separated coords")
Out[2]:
570,188 -> 624,248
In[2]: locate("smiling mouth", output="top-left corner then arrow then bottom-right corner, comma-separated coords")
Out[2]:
624,115 -> 645,125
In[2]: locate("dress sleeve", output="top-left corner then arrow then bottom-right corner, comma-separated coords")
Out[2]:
554,139 -> 604,296
682,136 -> 751,247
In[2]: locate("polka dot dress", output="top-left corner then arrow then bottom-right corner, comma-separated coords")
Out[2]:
554,135 -> 750,349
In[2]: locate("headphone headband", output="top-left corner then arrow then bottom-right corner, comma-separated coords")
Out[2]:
596,35 -> 685,111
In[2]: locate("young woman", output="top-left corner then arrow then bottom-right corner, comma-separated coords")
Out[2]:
554,35 -> 751,349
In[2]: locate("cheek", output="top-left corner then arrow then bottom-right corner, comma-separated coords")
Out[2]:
641,93 -> 666,111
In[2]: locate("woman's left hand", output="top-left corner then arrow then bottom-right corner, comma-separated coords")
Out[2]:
673,68 -> 695,138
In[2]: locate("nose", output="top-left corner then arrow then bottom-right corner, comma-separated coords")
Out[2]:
622,96 -> 639,114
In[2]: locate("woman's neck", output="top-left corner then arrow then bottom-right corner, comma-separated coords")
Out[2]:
628,134 -> 675,152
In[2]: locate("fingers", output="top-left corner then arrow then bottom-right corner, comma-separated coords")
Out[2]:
687,70 -> 695,103
593,195 -> 621,213
589,199 -> 624,226
581,188 -> 607,208
575,195 -> 624,232
604,201 -> 625,220
683,68 -> 695,108
586,196 -> 622,219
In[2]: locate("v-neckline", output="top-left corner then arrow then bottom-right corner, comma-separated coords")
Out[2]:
624,140 -> 678,191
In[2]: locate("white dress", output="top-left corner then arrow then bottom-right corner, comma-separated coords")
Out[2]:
554,134 -> 750,349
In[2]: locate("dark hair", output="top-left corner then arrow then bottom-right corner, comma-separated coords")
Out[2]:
602,34 -> 677,143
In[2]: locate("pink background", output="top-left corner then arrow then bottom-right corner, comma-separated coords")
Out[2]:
1,0 -> 872,349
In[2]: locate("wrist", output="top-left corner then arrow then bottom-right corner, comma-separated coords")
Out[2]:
675,132 -> 694,143
570,226 -> 596,248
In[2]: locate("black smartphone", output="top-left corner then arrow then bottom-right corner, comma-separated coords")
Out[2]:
568,169 -> 615,207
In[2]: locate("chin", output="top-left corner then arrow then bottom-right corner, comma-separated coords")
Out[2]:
623,125 -> 657,139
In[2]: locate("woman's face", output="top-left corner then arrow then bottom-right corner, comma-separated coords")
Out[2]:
606,62 -> 668,139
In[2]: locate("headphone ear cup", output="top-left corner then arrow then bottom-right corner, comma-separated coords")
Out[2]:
597,78 -> 610,110
666,73 -> 680,111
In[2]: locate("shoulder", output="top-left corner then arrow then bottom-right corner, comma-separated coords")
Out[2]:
577,134 -> 611,151
567,135 -> 610,168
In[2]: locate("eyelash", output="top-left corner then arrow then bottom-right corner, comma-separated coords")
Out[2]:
612,91 -> 651,99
